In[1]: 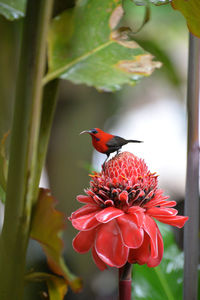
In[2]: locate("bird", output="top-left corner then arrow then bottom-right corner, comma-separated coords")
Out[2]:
80,128 -> 143,163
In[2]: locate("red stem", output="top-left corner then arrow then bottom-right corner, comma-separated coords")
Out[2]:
118,262 -> 132,300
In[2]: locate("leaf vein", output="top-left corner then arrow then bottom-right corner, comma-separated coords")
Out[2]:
43,40 -> 113,85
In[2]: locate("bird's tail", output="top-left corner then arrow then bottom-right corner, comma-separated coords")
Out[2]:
126,140 -> 143,144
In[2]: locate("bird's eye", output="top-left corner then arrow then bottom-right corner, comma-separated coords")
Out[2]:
90,128 -> 98,134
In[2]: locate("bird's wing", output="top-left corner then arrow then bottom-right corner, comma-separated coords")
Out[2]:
106,136 -> 126,148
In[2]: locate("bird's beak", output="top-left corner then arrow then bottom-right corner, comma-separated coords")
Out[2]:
80,130 -> 91,135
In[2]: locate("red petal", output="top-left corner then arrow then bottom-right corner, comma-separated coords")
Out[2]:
128,206 -> 145,214
131,212 -> 144,227
73,229 -> 96,253
128,232 -> 150,265
95,220 -> 129,268
71,211 -> 100,230
155,215 -> 189,228
144,199 -> 176,208
143,215 -> 158,258
147,228 -> 163,267
146,207 -> 178,217
159,201 -> 177,207
95,207 -> 124,223
84,189 -> 95,197
93,194 -> 104,205
117,214 -> 144,248
70,204 -> 99,220
128,206 -> 145,227
150,189 -> 169,202
76,195 -> 95,205
154,189 -> 166,198
92,247 -> 107,270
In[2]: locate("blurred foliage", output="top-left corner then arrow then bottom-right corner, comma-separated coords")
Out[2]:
133,223 -> 186,300
171,0 -> 200,38
0,0 -> 76,20
30,188 -> 82,297
26,272 -> 68,300
132,0 -> 200,38
123,1 -> 185,39
0,0 -> 26,20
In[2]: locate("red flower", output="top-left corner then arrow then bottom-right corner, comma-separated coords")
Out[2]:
69,152 -> 188,270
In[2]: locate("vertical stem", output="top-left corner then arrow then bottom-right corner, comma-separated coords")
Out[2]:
184,33 -> 200,300
0,1 -> 54,299
119,262 -> 132,300
33,79 -> 60,202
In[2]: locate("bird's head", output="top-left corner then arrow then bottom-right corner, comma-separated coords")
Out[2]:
80,128 -> 102,141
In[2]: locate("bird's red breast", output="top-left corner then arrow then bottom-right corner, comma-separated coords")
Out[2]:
90,128 -> 114,154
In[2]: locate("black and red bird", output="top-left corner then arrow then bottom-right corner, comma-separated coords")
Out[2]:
80,128 -> 142,160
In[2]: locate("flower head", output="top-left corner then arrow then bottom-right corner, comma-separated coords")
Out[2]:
69,152 -> 188,270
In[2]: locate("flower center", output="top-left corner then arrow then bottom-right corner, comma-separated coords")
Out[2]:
89,152 -> 158,212
91,181 -> 156,212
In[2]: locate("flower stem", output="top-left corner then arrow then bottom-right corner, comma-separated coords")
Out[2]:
119,263 -> 132,300
183,33 -> 200,300
0,1 -> 54,299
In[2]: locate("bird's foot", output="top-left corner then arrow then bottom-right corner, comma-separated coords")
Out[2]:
102,155 -> 109,171
116,150 -> 121,156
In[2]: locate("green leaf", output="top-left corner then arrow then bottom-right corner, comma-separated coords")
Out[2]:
30,188 -> 82,293
0,131 -> 9,203
0,0 -> 26,20
132,223 -> 184,300
44,0 -> 161,91
171,0 -> 200,38
25,272 -> 68,300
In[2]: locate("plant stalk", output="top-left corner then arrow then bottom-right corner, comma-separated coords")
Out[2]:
33,79 -> 60,202
183,33 -> 200,300
0,1 -> 54,299
119,262 -> 132,300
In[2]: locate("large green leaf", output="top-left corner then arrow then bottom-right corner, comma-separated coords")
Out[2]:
30,188 -> 82,294
0,0 -> 26,20
45,0 -> 161,91
132,223 -> 184,300
171,0 -> 200,38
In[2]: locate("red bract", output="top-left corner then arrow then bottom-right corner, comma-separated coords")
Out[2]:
69,152 -> 188,270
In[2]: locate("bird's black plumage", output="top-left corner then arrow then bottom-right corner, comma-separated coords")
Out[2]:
106,136 -> 142,156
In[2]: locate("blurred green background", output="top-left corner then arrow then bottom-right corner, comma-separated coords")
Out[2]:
0,2 -> 188,299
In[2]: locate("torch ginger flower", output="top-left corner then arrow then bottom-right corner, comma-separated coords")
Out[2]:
69,152 -> 188,270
